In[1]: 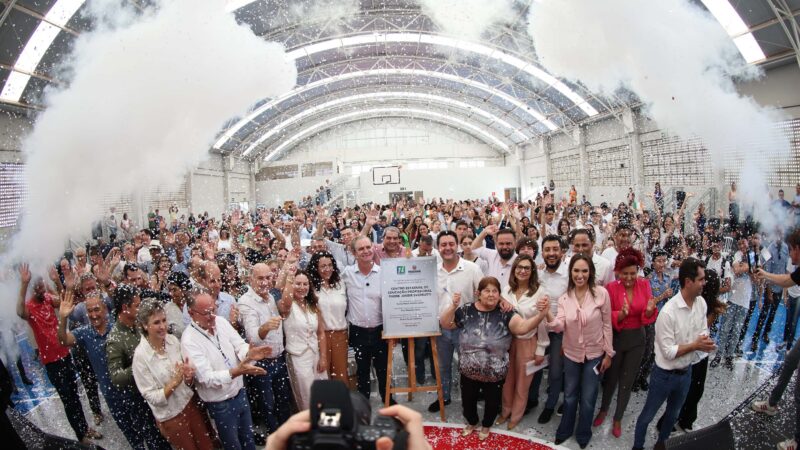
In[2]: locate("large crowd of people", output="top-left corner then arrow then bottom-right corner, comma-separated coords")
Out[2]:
4,181 -> 800,450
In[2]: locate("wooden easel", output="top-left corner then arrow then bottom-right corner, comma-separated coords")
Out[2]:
384,332 -> 446,421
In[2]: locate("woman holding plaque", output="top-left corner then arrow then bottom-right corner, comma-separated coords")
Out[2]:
440,276 -> 548,441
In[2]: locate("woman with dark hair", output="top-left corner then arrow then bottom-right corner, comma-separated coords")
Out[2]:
558,218 -> 571,239
440,276 -> 548,441
150,255 -> 173,292
673,268 -> 725,431
545,254 -> 614,448
218,256 -> 246,298
496,255 -> 550,430
280,269 -> 328,409
594,248 -> 658,438
307,252 -> 348,383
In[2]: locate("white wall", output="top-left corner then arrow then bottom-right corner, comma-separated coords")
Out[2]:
190,153 -> 251,217
356,166 -> 520,204
277,117 -> 501,166
255,174 -> 335,207
736,63 -> 800,120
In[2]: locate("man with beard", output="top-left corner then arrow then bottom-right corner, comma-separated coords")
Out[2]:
16,264 -> 102,444
531,235 -> 571,423
471,225 -> 517,290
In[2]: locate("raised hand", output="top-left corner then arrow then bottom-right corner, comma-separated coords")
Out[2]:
59,290 -> 76,320
48,265 -> 60,284
19,263 -> 32,285
229,304 -> 240,324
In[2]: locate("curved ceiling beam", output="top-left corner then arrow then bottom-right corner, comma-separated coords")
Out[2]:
0,0 -> 84,102
285,33 -> 600,117
214,66 -> 557,150
240,91 -> 529,157
263,107 -> 512,162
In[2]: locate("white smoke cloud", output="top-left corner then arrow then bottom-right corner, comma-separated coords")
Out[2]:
528,0 -> 791,235
2,0 -> 296,273
419,0 -> 518,41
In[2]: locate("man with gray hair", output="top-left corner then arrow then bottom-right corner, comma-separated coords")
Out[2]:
182,288 -> 272,450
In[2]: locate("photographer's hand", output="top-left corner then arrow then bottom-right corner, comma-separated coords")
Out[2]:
266,410 -> 311,450
376,405 -> 433,450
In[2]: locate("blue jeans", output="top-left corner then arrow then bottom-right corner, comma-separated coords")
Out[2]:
556,356 -> 601,446
206,389 -> 256,450
633,366 -> 692,448
248,354 -> 291,433
718,303 -> 747,358
436,328 -> 460,401
784,296 -> 800,345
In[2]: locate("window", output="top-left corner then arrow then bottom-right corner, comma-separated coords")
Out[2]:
0,163 -> 25,228
255,164 -> 299,181
459,160 -> 485,168
408,161 -> 448,170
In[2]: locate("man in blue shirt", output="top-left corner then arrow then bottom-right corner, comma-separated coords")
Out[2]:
751,233 -> 789,350
57,290 -> 169,450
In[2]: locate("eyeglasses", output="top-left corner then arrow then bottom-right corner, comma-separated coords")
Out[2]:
191,308 -> 214,317
515,266 -> 533,272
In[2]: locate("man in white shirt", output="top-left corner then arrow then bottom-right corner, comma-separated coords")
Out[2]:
703,237 -> 733,303
238,263 -> 291,434
601,222 -> 634,266
428,231 -> 483,413
181,289 -> 272,450
342,236 -> 395,404
533,235 -> 571,423
712,237 -> 751,370
633,258 -> 716,450
198,262 -> 239,326
471,226 -> 517,289
315,219 -> 357,268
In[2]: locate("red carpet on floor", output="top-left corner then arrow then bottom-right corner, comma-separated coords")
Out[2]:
423,424 -> 556,450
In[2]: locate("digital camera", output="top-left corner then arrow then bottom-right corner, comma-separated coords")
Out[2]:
289,380 -> 407,450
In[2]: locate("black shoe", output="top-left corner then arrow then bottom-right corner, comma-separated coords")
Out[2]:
253,431 -> 266,446
538,408 -> 554,424
579,443 -> 589,449
524,400 -> 539,415
640,379 -> 649,391
632,382 -> 641,393
710,355 -> 721,368
557,403 -> 564,416
428,399 -> 450,412
554,437 -> 566,445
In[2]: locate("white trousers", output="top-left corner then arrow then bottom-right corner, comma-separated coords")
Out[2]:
287,350 -> 329,410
